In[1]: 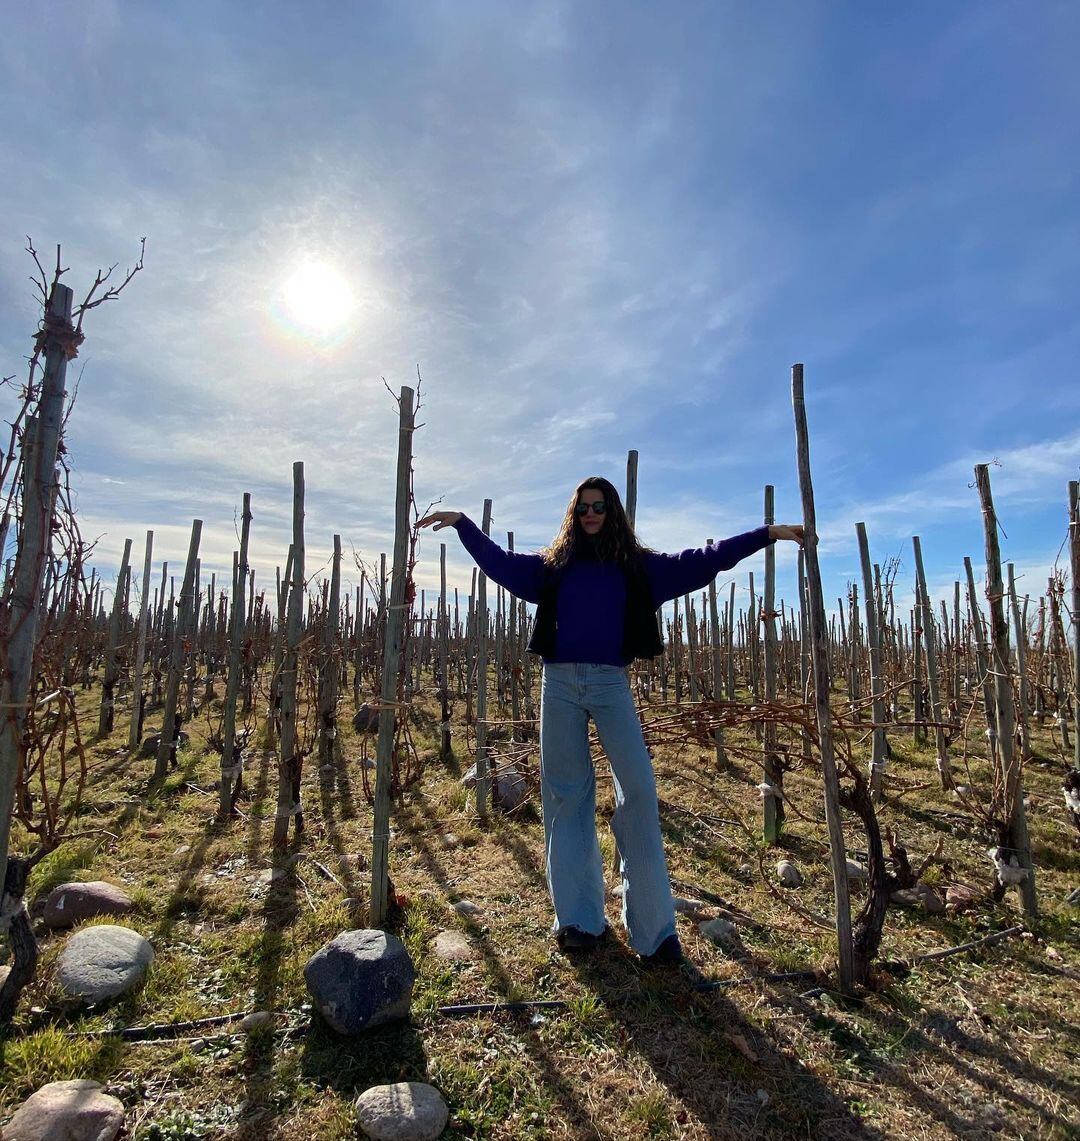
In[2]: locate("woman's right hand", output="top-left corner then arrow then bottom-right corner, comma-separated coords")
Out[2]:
416,510 -> 461,531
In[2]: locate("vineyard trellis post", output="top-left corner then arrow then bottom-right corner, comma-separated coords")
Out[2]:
98,536 -> 132,736
791,363 -> 854,994
473,498 -> 494,821
1069,480 -> 1079,773
155,520 -> 202,780
128,530 -> 154,754
218,492 -> 251,819
762,484 -> 783,843
317,533 -> 342,769
856,522 -> 888,798
974,463 -> 1037,916
273,463 -> 306,850
371,386 -> 415,924
912,536 -> 953,790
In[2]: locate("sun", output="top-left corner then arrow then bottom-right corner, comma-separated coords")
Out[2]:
281,261 -> 353,332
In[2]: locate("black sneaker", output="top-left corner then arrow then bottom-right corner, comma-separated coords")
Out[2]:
556,926 -> 604,952
641,934 -> 683,966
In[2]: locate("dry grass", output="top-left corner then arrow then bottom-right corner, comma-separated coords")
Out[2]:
2,678 -> 1078,1140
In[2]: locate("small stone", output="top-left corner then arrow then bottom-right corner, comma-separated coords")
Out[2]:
452,899 -> 481,918
241,1011 -> 274,1032
698,918 -> 740,952
916,883 -> 946,915
736,864 -> 753,880
440,833 -> 460,849
776,860 -> 802,888
461,763 -> 478,789
845,859 -> 867,881
356,1081 -> 449,1141
432,930 -> 478,962
890,888 -> 921,908
43,882 -> 134,930
57,925 -> 154,1004
173,844 -> 191,857
4,1079 -> 124,1141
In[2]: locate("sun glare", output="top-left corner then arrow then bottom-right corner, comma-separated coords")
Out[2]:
281,261 -> 353,332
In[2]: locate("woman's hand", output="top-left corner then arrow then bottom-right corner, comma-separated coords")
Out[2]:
417,510 -> 462,531
769,523 -> 805,545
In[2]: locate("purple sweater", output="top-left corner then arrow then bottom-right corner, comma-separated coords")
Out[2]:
452,515 -> 773,666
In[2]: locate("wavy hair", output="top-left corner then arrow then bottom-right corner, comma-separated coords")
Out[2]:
541,475 -> 652,572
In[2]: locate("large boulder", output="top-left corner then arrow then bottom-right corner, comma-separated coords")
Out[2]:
4,1079 -> 124,1141
356,1082 -> 449,1140
43,882 -> 134,930
57,925 -> 154,1004
304,929 -> 415,1034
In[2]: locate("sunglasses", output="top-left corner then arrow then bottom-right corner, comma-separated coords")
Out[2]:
575,500 -> 607,517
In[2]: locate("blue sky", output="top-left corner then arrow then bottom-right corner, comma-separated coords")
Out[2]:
1,2 -> 1077,620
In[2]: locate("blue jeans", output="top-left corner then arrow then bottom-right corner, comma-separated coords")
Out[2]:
539,662 -> 676,956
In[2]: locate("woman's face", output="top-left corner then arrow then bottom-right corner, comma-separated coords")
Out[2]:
575,486 -> 607,536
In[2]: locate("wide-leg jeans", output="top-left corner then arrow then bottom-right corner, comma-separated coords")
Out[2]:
539,662 -> 676,956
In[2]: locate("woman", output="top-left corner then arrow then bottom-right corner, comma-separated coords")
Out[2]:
418,477 -> 803,964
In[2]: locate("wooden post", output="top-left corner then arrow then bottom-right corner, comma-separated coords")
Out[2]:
791,364 -> 854,994
706,551 -> 727,767
317,534 -> 342,768
438,543 -> 452,758
474,499 -> 494,820
856,523 -> 888,797
156,520 -> 202,780
218,494 -> 251,818
273,465 -> 306,850
99,538 -> 132,736
370,388 -> 415,924
762,486 -> 783,842
1007,564 -> 1031,765
1070,481 -> 1080,772
974,464 -> 1037,916
128,531 -> 155,754
913,536 -> 952,789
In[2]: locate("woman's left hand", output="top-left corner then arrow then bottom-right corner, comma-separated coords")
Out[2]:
769,523 -> 805,545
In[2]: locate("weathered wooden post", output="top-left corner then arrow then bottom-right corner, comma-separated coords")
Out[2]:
274,465 -> 306,850
762,486 -> 783,842
218,494 -> 251,819
1007,563 -> 1032,764
856,523 -> 888,797
912,536 -> 952,789
791,364 -> 854,994
964,556 -> 998,757
974,464 -> 1037,916
127,531 -> 155,753
371,388 -> 415,924
1069,481 -> 1080,772
706,553 -> 727,767
156,520 -> 202,780
317,534 -> 342,769
473,499 -> 494,820
99,537 -> 132,736
438,543 -> 452,758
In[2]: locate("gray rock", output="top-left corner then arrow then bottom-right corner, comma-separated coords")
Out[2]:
356,1081 -> 449,1141
776,859 -> 802,888
451,900 -> 481,918
461,763 -> 478,789
698,917 -> 738,947
304,929 -> 415,1034
845,860 -> 867,881
43,882 -> 134,930
890,884 -> 945,915
57,925 -> 154,1004
493,762 -> 528,812
432,931 -> 477,963
241,1010 -> 274,1032
353,704 -> 394,734
5,1079 -> 124,1141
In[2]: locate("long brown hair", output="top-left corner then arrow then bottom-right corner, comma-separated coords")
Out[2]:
541,476 -> 652,572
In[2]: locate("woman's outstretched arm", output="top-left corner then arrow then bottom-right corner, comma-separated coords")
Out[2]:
417,510 -> 545,603
644,523 -> 804,605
